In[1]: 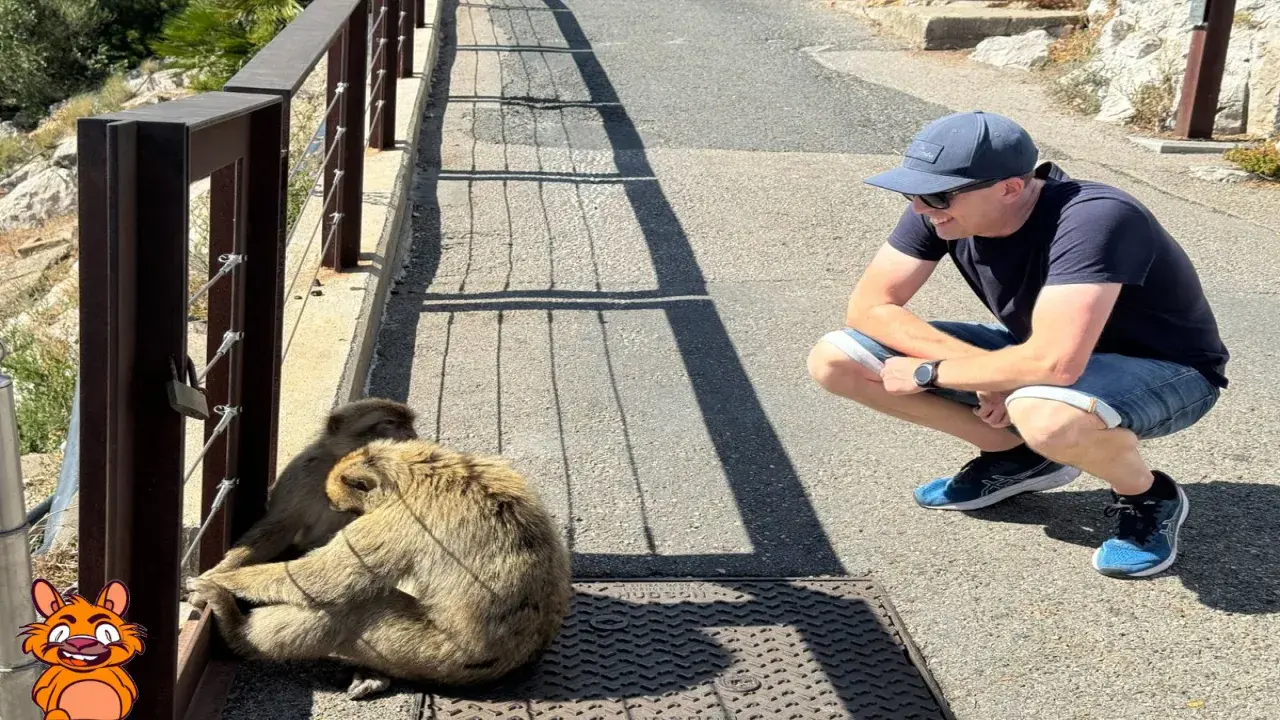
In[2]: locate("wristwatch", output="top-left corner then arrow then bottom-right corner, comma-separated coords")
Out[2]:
913,360 -> 943,389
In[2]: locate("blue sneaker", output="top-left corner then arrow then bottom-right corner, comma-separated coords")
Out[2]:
913,445 -> 1081,511
1093,472 -> 1189,578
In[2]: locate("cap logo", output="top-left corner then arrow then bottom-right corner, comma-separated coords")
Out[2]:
904,139 -> 943,164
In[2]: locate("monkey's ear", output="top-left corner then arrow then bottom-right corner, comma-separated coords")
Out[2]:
342,473 -> 376,493
326,413 -> 344,435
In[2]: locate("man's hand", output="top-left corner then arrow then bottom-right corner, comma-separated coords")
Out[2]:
880,357 -> 928,395
974,390 -> 1011,428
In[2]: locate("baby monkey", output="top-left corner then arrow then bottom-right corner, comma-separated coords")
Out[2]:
188,438 -> 573,698
190,397 -> 418,605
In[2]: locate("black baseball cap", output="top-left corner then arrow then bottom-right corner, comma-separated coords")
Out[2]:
864,111 -> 1039,195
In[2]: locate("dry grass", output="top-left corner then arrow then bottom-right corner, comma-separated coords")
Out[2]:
22,453 -> 62,511
30,535 -> 79,592
1,73 -> 137,178
0,214 -> 78,258
1126,75 -> 1178,132
29,76 -> 134,151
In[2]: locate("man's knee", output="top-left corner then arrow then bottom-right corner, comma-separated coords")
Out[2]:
807,338 -> 879,394
1006,395 -> 1109,458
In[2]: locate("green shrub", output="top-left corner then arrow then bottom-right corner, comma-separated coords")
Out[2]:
0,0 -> 181,120
154,0 -> 308,90
2,326 -> 78,455
1224,141 -> 1280,180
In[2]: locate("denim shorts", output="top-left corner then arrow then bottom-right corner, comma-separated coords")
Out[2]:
823,320 -> 1222,441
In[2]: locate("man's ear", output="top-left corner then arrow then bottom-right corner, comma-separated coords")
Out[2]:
997,177 -> 1023,203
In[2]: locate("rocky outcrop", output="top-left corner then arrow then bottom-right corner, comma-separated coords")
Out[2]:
0,66 -> 198,234
0,168 -> 77,232
1073,0 -> 1279,135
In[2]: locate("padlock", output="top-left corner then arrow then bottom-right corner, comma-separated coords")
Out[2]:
168,356 -> 210,420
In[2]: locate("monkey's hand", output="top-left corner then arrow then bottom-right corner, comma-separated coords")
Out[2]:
188,576 -> 243,628
186,573 -> 215,609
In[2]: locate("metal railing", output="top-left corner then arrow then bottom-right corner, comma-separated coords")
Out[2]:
70,0 -> 427,717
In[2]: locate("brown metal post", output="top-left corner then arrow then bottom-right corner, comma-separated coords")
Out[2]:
323,35 -> 347,269
75,117 -> 139,596
1174,0 -> 1237,139
231,102 -> 286,545
399,0 -> 415,79
370,0 -> 398,150
417,0 -> 425,28
122,119 -> 190,720
341,2 -> 368,266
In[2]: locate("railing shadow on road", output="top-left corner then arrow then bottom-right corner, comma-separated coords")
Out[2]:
358,0 -> 962,717
963,481 -> 1280,615
377,0 -> 845,580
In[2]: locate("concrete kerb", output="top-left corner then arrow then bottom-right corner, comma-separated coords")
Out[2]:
847,4 -> 1083,51
337,0 -> 447,408
267,0 -> 445,470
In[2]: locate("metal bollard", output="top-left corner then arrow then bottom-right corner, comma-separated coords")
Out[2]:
0,339 -> 44,720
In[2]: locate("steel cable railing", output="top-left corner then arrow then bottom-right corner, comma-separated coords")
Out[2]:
65,0 -> 422,713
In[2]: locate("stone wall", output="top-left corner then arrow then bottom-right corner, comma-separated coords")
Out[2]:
1079,0 -> 1280,136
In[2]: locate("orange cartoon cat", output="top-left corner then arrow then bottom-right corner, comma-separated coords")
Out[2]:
17,579 -> 146,720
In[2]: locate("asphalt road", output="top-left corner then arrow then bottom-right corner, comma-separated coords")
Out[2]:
222,0 -> 1280,718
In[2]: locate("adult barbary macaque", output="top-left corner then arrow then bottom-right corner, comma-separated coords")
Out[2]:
188,437 -> 573,698
188,397 -> 418,607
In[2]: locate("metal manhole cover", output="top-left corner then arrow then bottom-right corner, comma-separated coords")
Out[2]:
426,577 -> 951,719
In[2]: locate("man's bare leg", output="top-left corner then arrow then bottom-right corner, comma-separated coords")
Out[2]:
808,339 -> 1080,511
807,342 -> 1021,452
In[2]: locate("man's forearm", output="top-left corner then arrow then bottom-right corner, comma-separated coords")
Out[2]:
849,304 -> 989,360
933,344 -> 1074,392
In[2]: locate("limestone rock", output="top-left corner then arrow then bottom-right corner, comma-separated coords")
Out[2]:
51,137 -> 77,169
1081,0 -> 1278,136
970,29 -> 1054,72
0,159 -> 51,193
0,244 -> 73,308
0,122 -> 18,140
1189,165 -> 1259,184
0,168 -> 77,232
1085,0 -> 1113,22
125,68 -> 187,96
1247,27 -> 1280,137
1096,15 -> 1135,53
1113,30 -> 1162,61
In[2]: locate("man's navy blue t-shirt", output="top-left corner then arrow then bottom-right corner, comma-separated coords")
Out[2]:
887,164 -> 1230,389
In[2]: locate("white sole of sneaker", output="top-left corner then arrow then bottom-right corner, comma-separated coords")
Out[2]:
1092,483 -> 1190,578
918,465 -> 1082,511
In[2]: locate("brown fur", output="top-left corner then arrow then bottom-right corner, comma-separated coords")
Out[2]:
188,398 -> 417,610
188,438 -> 572,696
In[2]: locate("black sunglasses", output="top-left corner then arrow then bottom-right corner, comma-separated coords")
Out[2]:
902,177 -> 1005,210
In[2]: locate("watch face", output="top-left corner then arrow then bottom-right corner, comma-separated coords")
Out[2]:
913,363 -> 934,385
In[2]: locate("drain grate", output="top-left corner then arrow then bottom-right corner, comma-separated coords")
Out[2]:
426,577 -> 951,719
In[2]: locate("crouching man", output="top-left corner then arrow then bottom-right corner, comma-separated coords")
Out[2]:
808,111 -> 1229,579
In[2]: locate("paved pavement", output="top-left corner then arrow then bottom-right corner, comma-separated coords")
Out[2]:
220,0 -> 1280,717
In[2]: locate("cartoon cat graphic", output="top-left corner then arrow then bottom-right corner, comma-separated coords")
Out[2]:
17,579 -> 146,720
